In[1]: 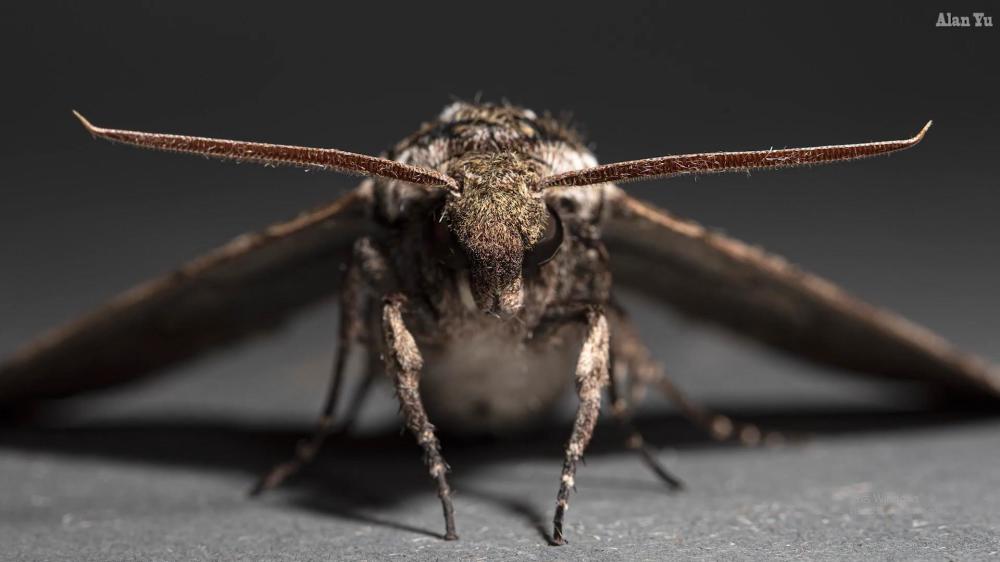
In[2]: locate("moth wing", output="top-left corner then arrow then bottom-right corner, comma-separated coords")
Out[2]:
603,188 -> 1000,399
0,187 -> 376,403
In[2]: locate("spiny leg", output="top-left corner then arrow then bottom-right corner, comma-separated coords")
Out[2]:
250,354 -> 380,494
607,351 -> 684,490
652,368 -> 781,445
249,345 -> 349,495
552,307 -> 610,545
382,294 -> 458,541
250,239 -> 379,495
611,309 -> 785,446
334,361 -> 378,436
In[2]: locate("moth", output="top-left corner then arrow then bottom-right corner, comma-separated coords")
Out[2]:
2,102 -> 997,545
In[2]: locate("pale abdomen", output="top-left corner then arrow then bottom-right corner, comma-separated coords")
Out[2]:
416,324 -> 584,433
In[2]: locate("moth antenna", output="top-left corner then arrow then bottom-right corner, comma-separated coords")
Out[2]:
71,111 -> 458,189
541,121 -> 932,188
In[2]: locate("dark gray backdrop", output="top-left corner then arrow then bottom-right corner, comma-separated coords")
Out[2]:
1,2 -> 998,560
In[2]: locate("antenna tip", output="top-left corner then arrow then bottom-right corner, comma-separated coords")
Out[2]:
72,110 -> 98,133
916,120 -> 933,141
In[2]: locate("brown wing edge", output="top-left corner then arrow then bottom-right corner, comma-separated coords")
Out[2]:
0,186 -> 377,403
603,188 -> 1000,399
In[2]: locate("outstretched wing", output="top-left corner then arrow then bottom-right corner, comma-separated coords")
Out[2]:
0,187 -> 376,403
603,188 -> 1000,399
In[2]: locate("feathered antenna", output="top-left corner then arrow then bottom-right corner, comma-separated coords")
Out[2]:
541,121 -> 932,188
72,111 -> 458,189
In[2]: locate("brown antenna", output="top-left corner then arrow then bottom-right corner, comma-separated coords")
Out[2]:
72,111 -> 458,189
541,121 -> 932,188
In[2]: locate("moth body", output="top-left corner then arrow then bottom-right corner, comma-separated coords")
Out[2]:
361,103 -> 614,431
2,101 -> 955,544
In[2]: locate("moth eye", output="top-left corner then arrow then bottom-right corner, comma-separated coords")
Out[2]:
429,209 -> 469,269
525,206 -> 564,267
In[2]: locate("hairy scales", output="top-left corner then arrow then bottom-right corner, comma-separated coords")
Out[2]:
365,102 -> 612,431
1,97 -> 960,545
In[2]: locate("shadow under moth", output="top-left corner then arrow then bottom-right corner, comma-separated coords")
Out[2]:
1,102 -> 996,544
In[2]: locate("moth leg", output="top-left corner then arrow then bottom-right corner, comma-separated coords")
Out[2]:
611,309 -> 785,446
552,307 -> 610,546
382,294 -> 458,541
607,351 -> 685,490
250,239 -> 380,495
334,358 -> 379,435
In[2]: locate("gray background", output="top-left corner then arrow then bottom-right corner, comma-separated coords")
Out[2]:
1,1 -> 998,560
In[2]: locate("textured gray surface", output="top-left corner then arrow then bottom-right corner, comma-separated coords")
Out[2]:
2,297 -> 1000,561
3,402 -> 1000,561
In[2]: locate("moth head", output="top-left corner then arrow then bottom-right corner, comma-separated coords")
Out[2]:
431,152 -> 563,317
72,110 -> 931,318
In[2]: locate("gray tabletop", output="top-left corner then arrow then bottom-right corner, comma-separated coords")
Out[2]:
3,295 -> 999,561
